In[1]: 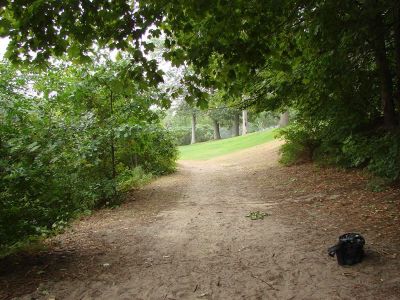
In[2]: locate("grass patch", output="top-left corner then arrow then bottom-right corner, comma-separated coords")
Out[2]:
179,129 -> 277,160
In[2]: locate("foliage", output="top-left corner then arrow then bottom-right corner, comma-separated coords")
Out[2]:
166,91 -> 278,145
0,59 -> 177,255
170,124 -> 214,146
153,0 -> 400,181
341,132 -> 400,181
206,91 -> 241,126
279,120 -> 400,182
1,1 -> 400,256
246,211 -> 269,220
117,167 -> 153,193
250,111 -> 279,132
277,122 -> 321,166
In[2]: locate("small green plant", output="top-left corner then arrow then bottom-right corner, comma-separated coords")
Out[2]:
117,166 -> 153,192
366,177 -> 390,192
246,211 -> 269,220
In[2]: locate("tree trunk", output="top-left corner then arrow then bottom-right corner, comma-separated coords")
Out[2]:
394,3 -> 400,123
212,119 -> 221,140
242,110 -> 248,135
278,111 -> 289,127
191,112 -> 196,144
110,91 -> 116,180
373,13 -> 396,128
232,113 -> 240,136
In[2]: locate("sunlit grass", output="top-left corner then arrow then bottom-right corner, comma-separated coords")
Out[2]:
179,129 -> 277,160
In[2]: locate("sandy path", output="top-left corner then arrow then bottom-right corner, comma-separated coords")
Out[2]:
2,140 -> 400,299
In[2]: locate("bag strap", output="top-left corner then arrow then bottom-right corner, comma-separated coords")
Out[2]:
328,242 -> 341,257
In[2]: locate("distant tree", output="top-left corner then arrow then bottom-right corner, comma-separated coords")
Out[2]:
232,112 -> 241,137
278,112 -> 289,128
242,110 -> 248,135
191,112 -> 197,144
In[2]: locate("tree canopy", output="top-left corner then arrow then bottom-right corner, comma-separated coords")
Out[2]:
1,0 -> 400,253
2,1 -> 399,121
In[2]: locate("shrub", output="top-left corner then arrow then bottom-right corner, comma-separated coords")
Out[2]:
341,132 -> 400,181
277,122 -> 321,165
0,61 -> 178,256
279,118 -> 400,182
117,167 -> 153,192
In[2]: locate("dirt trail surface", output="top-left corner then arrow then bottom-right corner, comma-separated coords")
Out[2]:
1,140 -> 400,300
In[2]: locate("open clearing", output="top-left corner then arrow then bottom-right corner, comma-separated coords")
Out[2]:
1,140 -> 400,299
178,130 -> 276,160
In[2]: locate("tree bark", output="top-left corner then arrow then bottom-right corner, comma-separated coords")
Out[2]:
394,3 -> 400,123
191,112 -> 196,144
373,13 -> 396,128
110,90 -> 116,180
212,119 -> 221,140
242,110 -> 248,135
278,111 -> 289,127
232,113 -> 240,136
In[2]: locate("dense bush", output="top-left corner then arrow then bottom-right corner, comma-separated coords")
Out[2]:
279,121 -> 400,182
341,133 -> 400,181
0,60 -> 177,255
277,121 -> 321,165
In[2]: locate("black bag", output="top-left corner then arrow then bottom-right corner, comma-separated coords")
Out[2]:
328,233 -> 365,266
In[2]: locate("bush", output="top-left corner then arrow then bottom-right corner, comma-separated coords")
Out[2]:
133,125 -> 178,175
0,61 -> 178,256
0,118 -> 178,256
277,122 -> 321,165
279,119 -> 400,182
117,167 -> 153,192
341,132 -> 400,181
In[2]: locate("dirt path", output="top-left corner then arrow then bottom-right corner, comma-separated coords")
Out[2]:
1,140 -> 400,299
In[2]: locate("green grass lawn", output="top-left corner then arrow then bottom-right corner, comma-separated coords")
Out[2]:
179,129 -> 277,160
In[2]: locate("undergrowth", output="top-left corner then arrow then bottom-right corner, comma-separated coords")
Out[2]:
278,122 -> 400,186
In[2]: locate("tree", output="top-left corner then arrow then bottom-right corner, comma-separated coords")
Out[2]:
3,1 -> 400,126
191,112 -> 197,144
242,110 -> 248,135
279,112 -> 289,128
2,0 -> 400,181
211,118 -> 221,140
0,58 -> 177,254
148,0 -> 400,128
206,90 -> 242,140
207,106 -> 225,141
232,112 -> 240,137
151,0 -> 400,179
172,99 -> 201,144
